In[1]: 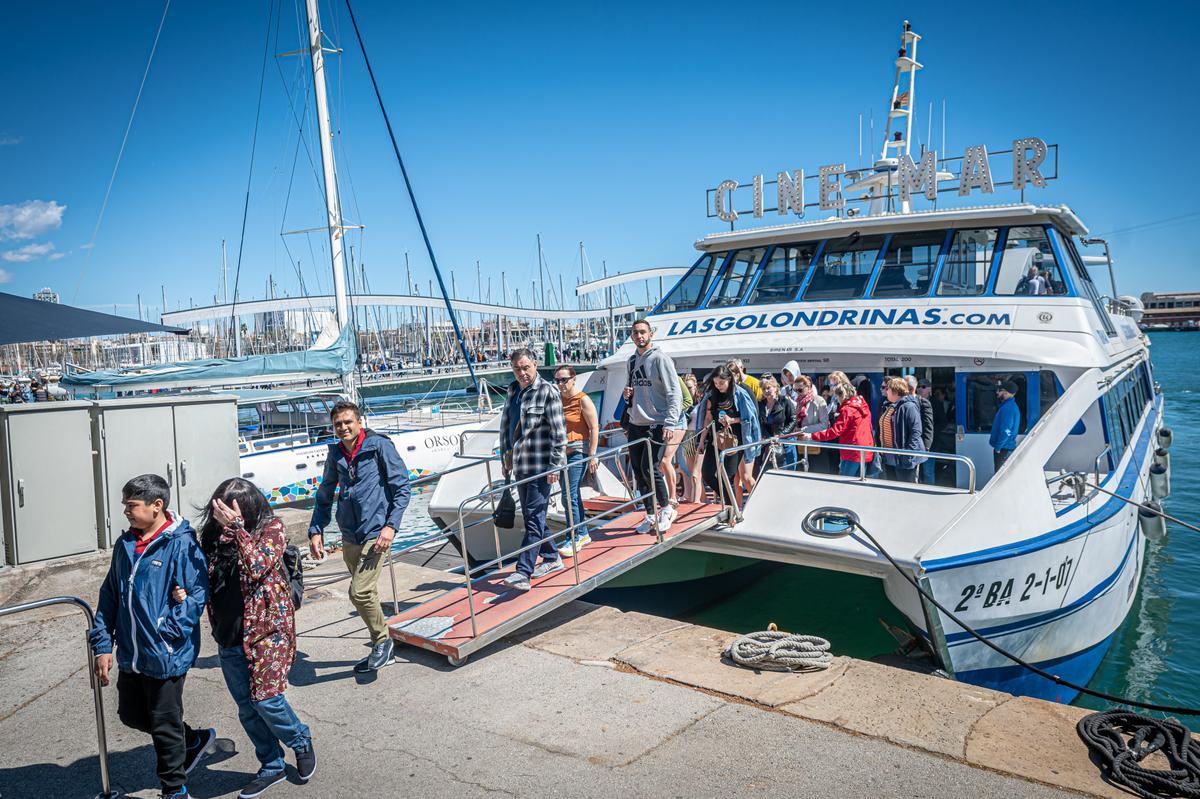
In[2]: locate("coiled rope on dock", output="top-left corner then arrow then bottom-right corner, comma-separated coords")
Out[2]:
1077,711 -> 1200,799
725,623 -> 832,671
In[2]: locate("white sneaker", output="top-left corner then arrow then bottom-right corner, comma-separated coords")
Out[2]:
635,514 -> 654,533
531,558 -> 565,578
656,507 -> 674,532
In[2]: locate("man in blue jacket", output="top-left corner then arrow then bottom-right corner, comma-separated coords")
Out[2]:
990,381 -> 1021,472
90,474 -> 214,799
309,400 -> 411,673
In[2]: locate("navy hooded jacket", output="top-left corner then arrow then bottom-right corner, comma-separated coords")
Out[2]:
89,515 -> 208,679
309,429 -> 411,545
882,394 -> 928,470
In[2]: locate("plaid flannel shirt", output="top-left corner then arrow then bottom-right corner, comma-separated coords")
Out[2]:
499,376 -> 567,478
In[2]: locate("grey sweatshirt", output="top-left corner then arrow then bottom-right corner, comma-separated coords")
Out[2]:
628,345 -> 682,427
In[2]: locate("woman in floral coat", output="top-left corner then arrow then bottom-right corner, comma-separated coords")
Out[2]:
190,477 -> 317,797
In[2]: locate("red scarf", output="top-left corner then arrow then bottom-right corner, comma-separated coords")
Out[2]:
795,387 -> 815,428
339,429 -> 365,465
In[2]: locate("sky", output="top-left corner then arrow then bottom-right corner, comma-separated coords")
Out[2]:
3,0 -> 1198,320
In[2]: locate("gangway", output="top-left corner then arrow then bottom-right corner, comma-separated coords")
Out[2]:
385,438 -> 726,665
388,502 -> 723,665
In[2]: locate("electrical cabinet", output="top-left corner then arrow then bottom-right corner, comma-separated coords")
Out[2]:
0,402 -> 100,565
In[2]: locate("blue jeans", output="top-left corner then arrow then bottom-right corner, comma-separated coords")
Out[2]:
839,459 -> 881,477
921,456 -> 936,484
218,645 -> 311,776
564,449 -> 589,543
516,477 -> 557,577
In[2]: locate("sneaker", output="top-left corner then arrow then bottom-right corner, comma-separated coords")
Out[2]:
295,743 -> 317,782
183,727 -> 215,775
531,558 -> 565,578
505,572 -> 531,592
353,655 -> 371,673
161,789 -> 189,799
635,514 -> 654,533
365,639 -> 395,671
656,507 -> 674,532
237,770 -> 286,798
557,534 -> 592,558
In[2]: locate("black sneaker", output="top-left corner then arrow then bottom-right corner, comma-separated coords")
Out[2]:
183,728 -> 215,775
237,770 -> 286,798
366,638 -> 395,671
295,742 -> 317,782
160,788 -> 189,799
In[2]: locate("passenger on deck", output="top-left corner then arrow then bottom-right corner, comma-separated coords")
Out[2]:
696,365 -> 760,502
553,365 -> 598,559
1018,266 -> 1046,296
914,378 -> 939,484
800,382 -> 878,478
754,376 -> 796,477
794,375 -> 831,474
499,348 -> 567,592
680,373 -> 704,502
879,377 -> 926,483
780,360 -> 802,404
990,381 -> 1021,472
906,376 -> 936,482
823,372 -> 853,473
623,319 -> 682,533
727,359 -> 763,401
659,373 -> 693,516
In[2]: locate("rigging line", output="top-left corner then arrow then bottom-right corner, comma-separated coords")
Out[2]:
273,21 -> 327,208
343,0 -> 478,386
1092,210 -> 1200,239
72,0 -> 172,304
228,0 -> 279,350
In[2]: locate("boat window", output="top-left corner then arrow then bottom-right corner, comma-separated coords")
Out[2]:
993,226 -> 1063,295
655,251 -> 727,313
871,230 -> 944,298
745,243 -> 818,305
936,228 -> 998,296
801,233 -> 885,301
1039,370 -> 1059,420
706,248 -> 767,307
1063,234 -> 1119,337
965,372 -> 1029,435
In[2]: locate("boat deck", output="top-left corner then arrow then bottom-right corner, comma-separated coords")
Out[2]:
387,501 -> 725,664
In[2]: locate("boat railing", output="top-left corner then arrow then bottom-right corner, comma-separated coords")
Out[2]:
709,432 -> 977,522
384,436 -> 656,639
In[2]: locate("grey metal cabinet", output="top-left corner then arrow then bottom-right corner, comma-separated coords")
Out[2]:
94,395 -> 239,545
0,402 -> 99,565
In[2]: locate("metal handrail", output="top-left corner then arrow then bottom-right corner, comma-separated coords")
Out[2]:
1094,444 -> 1113,476
0,596 -> 120,799
713,433 -> 978,493
450,435 -> 657,637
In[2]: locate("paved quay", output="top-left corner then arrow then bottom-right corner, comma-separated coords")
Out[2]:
0,547 -> 1121,799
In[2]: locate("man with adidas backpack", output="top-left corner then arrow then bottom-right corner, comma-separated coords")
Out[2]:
309,400 -> 411,673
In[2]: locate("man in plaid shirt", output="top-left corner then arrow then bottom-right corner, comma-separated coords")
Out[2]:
499,348 -> 567,592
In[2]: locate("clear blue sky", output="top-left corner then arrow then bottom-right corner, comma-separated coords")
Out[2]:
2,0 -> 1197,319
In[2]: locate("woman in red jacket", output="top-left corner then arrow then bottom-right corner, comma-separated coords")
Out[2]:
800,382 -> 880,477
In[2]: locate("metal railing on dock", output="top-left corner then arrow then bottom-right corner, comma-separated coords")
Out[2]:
0,596 -> 120,799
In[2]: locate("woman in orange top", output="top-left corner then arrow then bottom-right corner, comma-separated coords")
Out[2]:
554,365 -> 599,556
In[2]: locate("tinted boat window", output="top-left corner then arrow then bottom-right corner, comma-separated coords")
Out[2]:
801,233 -> 885,301
656,251 -> 726,313
745,243 -> 818,305
994,226 -> 1063,295
965,372 -> 1029,434
707,247 -> 767,307
936,228 -> 998,296
872,230 -> 944,298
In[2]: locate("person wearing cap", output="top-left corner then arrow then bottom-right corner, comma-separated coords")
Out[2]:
906,376 -> 936,483
989,381 -> 1021,472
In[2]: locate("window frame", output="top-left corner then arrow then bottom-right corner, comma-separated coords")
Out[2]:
702,246 -> 769,309
800,232 -> 888,302
740,240 -> 825,306
867,229 -> 948,299
651,250 -> 731,315
934,227 -> 1003,297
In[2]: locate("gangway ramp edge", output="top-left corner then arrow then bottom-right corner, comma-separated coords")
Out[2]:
387,501 -> 724,665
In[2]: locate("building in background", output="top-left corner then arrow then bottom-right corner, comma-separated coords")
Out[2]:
32,287 -> 59,304
1139,291 -> 1200,330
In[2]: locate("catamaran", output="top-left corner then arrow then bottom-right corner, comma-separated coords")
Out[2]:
428,21 -> 1168,702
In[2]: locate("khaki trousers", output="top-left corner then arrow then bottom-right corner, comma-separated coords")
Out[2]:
342,541 -> 388,645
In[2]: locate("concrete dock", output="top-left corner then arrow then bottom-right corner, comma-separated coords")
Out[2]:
0,544 -> 1125,799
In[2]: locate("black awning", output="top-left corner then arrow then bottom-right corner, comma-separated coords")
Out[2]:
0,292 -> 187,345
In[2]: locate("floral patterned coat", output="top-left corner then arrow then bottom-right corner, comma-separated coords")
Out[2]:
221,516 -> 295,702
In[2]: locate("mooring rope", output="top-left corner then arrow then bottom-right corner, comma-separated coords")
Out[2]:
1077,711 -> 1200,799
725,624 -> 832,671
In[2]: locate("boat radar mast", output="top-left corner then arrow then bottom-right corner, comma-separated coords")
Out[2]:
844,20 -> 953,216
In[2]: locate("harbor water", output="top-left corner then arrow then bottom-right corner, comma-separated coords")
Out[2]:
382,332 -> 1198,707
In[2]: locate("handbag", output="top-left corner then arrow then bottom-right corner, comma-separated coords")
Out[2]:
618,355 -> 636,433
716,426 -> 738,453
493,482 -> 517,529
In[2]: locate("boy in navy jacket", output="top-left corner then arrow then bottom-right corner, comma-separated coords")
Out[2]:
90,474 -> 215,799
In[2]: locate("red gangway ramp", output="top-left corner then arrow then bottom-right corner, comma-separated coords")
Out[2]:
387,501 -> 725,665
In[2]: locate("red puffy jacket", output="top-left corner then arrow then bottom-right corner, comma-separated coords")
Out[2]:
810,394 -> 875,463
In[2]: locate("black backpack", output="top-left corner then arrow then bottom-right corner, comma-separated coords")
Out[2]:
280,544 -> 304,610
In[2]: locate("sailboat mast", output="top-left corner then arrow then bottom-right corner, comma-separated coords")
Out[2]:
304,0 -> 353,396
